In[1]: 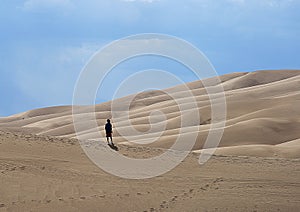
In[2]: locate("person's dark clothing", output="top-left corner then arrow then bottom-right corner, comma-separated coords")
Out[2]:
105,123 -> 112,137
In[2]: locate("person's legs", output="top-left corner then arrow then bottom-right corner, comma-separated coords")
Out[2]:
110,136 -> 113,144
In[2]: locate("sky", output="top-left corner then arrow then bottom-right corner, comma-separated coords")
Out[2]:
0,0 -> 299,116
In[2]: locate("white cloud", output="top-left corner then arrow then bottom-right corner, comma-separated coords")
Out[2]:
227,0 -> 296,7
227,0 -> 245,4
58,43 -> 101,64
121,0 -> 160,3
264,0 -> 295,7
14,42 -> 105,106
22,0 -> 73,11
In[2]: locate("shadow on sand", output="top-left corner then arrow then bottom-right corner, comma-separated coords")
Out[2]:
108,143 -> 119,151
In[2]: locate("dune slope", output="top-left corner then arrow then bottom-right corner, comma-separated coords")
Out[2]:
1,70 -> 300,211
1,70 -> 300,158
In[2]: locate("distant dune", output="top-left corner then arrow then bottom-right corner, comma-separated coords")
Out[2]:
1,70 -> 300,158
1,70 -> 300,211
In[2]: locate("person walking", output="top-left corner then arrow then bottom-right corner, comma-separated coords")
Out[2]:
105,119 -> 113,145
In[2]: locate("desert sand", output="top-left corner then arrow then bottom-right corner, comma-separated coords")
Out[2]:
0,70 -> 300,211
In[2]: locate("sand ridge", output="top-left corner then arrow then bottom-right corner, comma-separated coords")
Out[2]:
1,70 -> 300,158
1,70 -> 300,211
0,130 -> 299,211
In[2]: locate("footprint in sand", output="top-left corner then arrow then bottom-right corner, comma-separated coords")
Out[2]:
171,195 -> 178,202
159,200 -> 169,209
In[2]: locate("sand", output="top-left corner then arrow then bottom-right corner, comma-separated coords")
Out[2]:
0,131 -> 299,211
0,70 -> 300,211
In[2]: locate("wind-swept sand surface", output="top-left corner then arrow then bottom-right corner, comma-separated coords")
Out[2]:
0,131 -> 299,211
0,70 -> 300,211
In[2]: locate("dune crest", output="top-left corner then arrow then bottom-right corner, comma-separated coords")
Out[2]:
1,70 -> 300,158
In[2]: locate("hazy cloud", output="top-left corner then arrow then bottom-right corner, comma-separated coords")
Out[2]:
12,42 -> 104,108
0,0 -> 299,116
121,0 -> 160,3
22,0 -> 73,11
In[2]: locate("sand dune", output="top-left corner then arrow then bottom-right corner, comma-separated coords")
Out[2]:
1,70 -> 300,158
1,70 -> 300,211
0,131 -> 299,211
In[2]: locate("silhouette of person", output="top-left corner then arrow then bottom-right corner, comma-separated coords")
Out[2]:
105,119 -> 113,144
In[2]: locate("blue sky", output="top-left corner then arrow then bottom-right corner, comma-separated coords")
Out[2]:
0,0 -> 299,116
